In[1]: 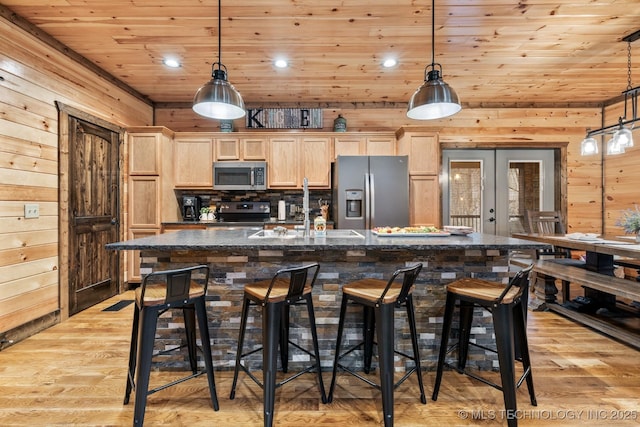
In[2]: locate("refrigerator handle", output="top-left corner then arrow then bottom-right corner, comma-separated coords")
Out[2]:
365,173 -> 371,229
369,173 -> 375,228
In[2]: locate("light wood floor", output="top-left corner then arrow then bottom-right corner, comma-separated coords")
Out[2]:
0,291 -> 638,426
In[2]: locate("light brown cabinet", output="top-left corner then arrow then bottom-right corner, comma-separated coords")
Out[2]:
268,136 -> 331,188
397,130 -> 441,227
174,134 -> 214,187
409,175 -> 440,226
215,136 -> 267,161
126,127 -> 177,283
333,133 -> 396,160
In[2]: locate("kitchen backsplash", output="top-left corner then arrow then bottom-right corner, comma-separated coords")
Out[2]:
175,189 -> 333,220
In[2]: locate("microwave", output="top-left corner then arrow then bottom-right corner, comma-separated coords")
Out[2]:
213,161 -> 267,190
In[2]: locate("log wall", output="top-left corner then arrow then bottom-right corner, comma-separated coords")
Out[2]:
0,15 -> 153,341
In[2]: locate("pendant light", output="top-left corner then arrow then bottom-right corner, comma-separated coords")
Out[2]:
581,31 -> 640,156
407,0 -> 461,120
193,0 -> 245,120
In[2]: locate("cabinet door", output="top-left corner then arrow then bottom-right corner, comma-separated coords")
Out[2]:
301,137 -> 331,188
129,133 -> 161,175
129,176 -> 160,228
333,136 -> 365,160
127,229 -> 158,283
399,133 -> 439,175
242,138 -> 267,160
366,136 -> 396,156
174,137 -> 214,187
410,175 -> 440,227
216,137 -> 241,160
268,137 -> 299,187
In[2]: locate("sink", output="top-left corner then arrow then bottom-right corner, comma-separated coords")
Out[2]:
323,229 -> 364,238
248,229 -> 299,239
248,229 -> 364,239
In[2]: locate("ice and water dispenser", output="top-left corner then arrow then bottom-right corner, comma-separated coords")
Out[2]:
345,190 -> 363,218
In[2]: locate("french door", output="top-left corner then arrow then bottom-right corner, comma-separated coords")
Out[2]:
442,149 -> 556,236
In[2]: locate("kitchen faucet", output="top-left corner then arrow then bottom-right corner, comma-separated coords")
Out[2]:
303,177 -> 310,237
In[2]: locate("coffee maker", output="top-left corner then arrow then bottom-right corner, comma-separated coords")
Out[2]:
181,196 -> 201,221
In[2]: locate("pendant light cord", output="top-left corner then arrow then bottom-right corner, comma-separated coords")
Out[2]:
431,0 -> 435,67
217,0 -> 222,71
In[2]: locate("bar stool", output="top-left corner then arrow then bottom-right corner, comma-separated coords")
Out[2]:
229,263 -> 326,427
328,263 -> 425,427
432,265 -> 536,427
124,265 -> 218,426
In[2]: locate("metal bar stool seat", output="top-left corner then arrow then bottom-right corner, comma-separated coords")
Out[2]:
328,263 -> 426,427
229,263 -> 326,427
432,265 -> 536,427
123,265 -> 218,426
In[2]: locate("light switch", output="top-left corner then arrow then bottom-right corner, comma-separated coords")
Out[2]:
24,203 -> 39,218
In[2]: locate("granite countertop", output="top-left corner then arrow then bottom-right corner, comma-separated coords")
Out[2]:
106,229 -> 550,251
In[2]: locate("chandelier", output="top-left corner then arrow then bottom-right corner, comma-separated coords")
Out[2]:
581,30 -> 640,156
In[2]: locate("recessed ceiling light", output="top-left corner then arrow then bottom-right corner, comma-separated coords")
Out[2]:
274,59 -> 288,68
382,58 -> 398,68
163,58 -> 181,68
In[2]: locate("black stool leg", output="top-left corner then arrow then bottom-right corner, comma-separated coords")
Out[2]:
195,297 -> 219,411
493,303 -> 518,427
280,305 -> 290,373
124,304 -> 140,405
406,295 -> 426,404
375,303 -> 394,427
363,306 -> 375,374
230,295 -> 251,399
432,291 -> 456,401
183,305 -> 197,373
304,294 -> 327,403
133,307 -> 159,427
514,301 -> 537,406
457,300 -> 474,371
263,301 -> 282,427
328,294 -> 349,402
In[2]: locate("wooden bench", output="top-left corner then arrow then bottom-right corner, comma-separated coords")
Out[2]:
532,259 -> 640,349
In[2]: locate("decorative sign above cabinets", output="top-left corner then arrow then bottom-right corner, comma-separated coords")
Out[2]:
246,108 -> 323,129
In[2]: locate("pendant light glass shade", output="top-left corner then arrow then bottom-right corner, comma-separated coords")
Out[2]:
193,67 -> 245,120
580,136 -> 598,156
192,0 -> 245,120
606,134 -> 625,155
407,66 -> 461,120
613,127 -> 634,148
407,0 -> 461,120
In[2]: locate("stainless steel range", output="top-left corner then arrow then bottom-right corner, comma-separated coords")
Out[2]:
215,201 -> 271,228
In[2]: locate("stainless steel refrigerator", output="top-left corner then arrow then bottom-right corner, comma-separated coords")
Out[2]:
333,155 -> 409,229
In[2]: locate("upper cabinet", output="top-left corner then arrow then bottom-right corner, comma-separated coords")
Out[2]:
396,131 -> 439,175
174,133 -> 214,188
268,136 -> 331,189
129,131 -> 162,175
333,133 -> 396,160
215,135 -> 267,161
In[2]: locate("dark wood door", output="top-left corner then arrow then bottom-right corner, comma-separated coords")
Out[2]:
68,117 -> 119,315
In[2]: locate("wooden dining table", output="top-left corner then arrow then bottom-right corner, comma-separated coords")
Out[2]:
513,233 -> 640,348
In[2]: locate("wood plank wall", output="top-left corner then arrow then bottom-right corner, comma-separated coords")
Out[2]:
156,106 -> 605,233
0,16 -> 153,341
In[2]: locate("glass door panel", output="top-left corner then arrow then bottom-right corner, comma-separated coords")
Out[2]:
443,149 -> 555,236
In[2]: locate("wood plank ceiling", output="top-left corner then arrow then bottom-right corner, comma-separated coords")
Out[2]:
2,1 -> 640,108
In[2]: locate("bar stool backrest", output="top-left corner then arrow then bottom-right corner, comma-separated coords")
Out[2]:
380,263 -> 423,306
139,265 -> 209,306
264,262 -> 320,303
496,264 -> 533,305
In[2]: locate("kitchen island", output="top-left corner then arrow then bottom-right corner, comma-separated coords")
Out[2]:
106,229 -> 548,371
